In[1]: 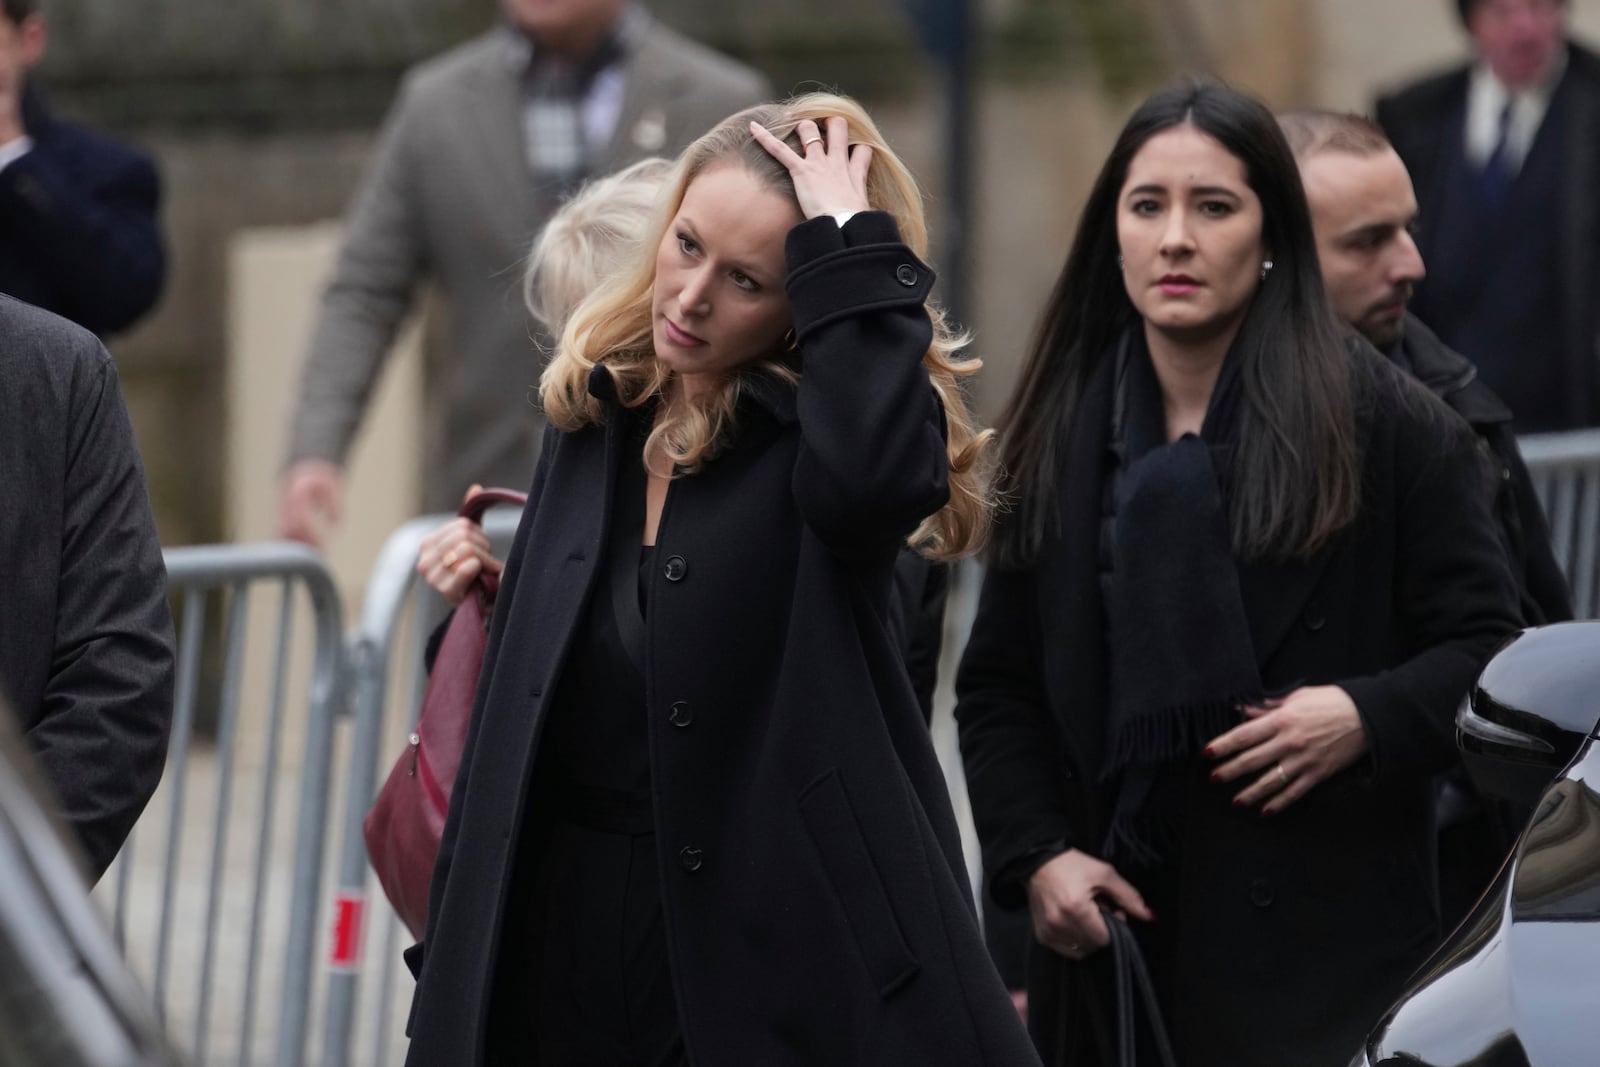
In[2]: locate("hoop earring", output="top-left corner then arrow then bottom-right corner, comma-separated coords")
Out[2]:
1260,259 -> 1274,281
782,327 -> 798,352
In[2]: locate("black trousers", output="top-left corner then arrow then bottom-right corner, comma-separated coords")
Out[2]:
491,815 -> 686,1066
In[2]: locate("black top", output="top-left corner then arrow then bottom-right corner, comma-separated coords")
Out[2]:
540,433 -> 654,835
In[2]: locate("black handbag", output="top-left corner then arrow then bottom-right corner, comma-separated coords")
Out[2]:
1101,905 -> 1179,1067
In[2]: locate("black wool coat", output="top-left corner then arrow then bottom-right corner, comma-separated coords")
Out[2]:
405,212 -> 1040,1067
1390,312 -> 1572,626
956,343 -> 1522,1067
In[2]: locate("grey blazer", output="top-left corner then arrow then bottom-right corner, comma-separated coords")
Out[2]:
286,17 -> 770,510
0,295 -> 175,880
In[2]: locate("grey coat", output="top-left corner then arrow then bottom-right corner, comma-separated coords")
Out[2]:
0,295 -> 174,879
286,17 -> 770,509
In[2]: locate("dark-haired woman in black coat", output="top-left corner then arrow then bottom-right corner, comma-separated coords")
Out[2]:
955,82 -> 1522,1067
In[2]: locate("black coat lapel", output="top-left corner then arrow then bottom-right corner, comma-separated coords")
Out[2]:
1236,545 -> 1334,671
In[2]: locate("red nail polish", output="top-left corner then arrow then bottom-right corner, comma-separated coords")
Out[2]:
1208,771 -> 1222,784
1261,807 -> 1275,818
1232,796 -> 1245,807
1202,746 -> 1216,758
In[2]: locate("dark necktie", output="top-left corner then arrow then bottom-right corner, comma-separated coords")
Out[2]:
1478,99 -> 1515,210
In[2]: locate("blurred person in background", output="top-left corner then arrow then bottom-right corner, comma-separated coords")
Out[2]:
0,0 -> 165,337
956,82 -> 1520,1067
418,156 -> 673,611
1283,105 -> 1570,935
278,0 -> 769,547
1377,0 -> 1600,432
0,295 -> 174,882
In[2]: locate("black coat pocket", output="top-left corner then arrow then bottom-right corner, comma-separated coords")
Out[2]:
798,768 -> 921,997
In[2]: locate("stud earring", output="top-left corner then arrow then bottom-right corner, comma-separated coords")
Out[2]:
1260,259 -> 1274,281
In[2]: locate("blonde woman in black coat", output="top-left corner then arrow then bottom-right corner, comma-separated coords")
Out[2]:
955,83 -> 1522,1067
404,94 -> 1038,1066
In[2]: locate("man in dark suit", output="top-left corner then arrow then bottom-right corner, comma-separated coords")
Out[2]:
279,0 -> 769,545
0,0 -> 165,337
0,294 -> 175,881
1376,0 -> 1600,432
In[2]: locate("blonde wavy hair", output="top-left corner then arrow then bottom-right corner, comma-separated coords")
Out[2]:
523,156 -> 674,334
539,92 -> 993,560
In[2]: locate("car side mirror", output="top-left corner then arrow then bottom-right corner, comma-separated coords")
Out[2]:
1458,623 -> 1600,812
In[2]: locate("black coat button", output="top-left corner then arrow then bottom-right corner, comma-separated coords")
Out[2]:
895,263 -> 918,287
1248,878 -> 1275,908
669,701 -> 693,728
664,554 -> 688,582
679,846 -> 704,872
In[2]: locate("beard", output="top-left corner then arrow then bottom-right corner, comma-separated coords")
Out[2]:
1357,286 -> 1412,348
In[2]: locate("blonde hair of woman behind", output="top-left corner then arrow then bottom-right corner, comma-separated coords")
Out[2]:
523,156 -> 675,334
539,93 -> 993,560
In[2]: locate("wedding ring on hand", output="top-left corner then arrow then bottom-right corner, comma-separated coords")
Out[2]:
1275,764 -> 1289,786
802,136 -> 824,148
442,546 -> 461,569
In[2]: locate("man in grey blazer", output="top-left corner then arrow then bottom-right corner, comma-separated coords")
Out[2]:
279,0 -> 769,542
0,294 -> 175,881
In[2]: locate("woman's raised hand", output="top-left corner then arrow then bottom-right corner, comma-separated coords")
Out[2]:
1025,849 -> 1155,961
748,115 -> 872,222
416,485 -> 503,605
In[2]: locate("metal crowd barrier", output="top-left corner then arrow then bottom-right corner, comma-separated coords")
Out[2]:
1518,428 -> 1600,618
318,507 -> 523,1067
99,542 -> 344,1067
98,427 -> 1597,1065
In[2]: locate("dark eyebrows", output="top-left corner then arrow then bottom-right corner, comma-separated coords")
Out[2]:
1124,183 -> 1244,201
1339,221 -> 1397,246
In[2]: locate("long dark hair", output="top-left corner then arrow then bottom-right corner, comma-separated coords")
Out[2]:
991,81 -> 1361,568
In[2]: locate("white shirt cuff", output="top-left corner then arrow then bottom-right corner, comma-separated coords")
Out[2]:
0,135 -> 34,173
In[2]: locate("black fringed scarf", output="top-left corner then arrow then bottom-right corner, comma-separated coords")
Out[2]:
1100,329 -> 1264,865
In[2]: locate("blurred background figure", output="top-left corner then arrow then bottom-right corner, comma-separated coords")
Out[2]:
416,155 -> 674,608
278,0 -> 769,547
0,0 -> 164,337
0,295 -> 174,883
1376,0 -> 1600,432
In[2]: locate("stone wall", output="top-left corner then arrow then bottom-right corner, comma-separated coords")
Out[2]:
42,0 -> 1071,544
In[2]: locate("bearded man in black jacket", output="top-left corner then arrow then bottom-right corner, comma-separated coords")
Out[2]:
1281,108 -> 1570,930
1280,108 -> 1570,626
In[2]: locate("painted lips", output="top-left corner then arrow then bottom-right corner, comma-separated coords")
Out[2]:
663,318 -> 706,347
1158,274 -> 1200,295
